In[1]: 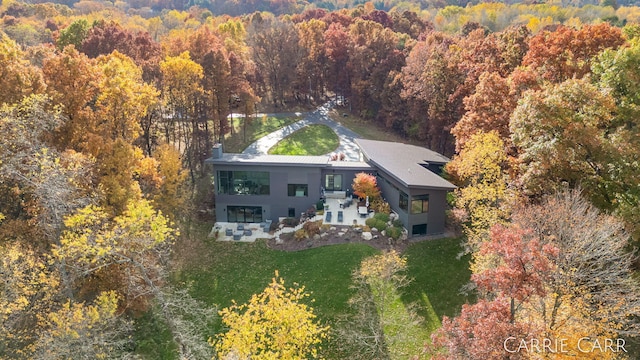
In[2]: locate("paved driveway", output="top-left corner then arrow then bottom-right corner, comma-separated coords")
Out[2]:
242,101 -> 362,161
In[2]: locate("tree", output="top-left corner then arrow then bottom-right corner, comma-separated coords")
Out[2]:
0,32 -> 44,105
159,51 -> 204,182
522,23 -> 624,83
32,291 -> 133,360
249,18 -> 301,106
42,45 -> 101,152
446,131 -> 511,264
400,31 -> 464,154
351,172 -> 381,201
336,251 -> 425,360
451,71 -> 517,153
510,78 -> 618,210
432,190 -> 640,359
213,271 -> 329,360
96,50 -> 158,144
56,18 -> 90,50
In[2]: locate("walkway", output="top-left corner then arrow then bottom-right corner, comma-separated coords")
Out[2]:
242,101 -> 362,161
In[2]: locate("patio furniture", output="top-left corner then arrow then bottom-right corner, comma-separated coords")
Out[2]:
244,229 -> 252,236
264,220 -> 273,232
225,228 -> 233,236
237,224 -> 244,230
358,206 -> 368,218
325,211 -> 332,222
233,231 -> 243,240
338,211 -> 344,222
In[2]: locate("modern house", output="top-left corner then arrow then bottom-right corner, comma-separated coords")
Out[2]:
205,140 -> 456,237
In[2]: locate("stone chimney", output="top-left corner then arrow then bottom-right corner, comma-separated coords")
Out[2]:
212,143 -> 223,159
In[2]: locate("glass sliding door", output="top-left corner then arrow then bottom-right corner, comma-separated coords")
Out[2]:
227,206 -> 263,223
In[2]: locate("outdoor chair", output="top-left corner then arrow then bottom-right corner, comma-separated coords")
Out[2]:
338,211 -> 343,222
325,211 -> 332,222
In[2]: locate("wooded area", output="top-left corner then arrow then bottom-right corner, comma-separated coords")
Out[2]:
2,0 -> 640,358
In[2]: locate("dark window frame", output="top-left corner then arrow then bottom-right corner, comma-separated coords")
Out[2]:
288,184 -> 308,197
410,194 -> 429,214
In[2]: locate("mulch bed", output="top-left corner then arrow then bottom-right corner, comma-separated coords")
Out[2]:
266,225 -> 411,252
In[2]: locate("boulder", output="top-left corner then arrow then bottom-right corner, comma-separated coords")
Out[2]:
362,232 -> 373,241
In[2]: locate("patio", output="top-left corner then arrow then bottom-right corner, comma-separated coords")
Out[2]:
322,196 -> 373,226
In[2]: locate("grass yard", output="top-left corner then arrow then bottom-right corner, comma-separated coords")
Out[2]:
268,124 -> 339,155
403,237 -> 475,333
223,114 -> 302,153
147,234 -> 473,359
329,108 -> 417,145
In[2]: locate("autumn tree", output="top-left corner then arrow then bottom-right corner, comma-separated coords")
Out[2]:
400,31 -> 464,154
432,190 -> 640,359
336,251 -> 425,360
249,18 -> 301,106
592,39 -> 640,240
446,131 -> 511,265
451,71 -> 517,153
160,51 -> 204,182
0,32 -> 44,105
42,45 -> 101,152
351,172 -> 381,201
510,78 -> 618,210
213,271 -> 329,360
522,23 -> 624,83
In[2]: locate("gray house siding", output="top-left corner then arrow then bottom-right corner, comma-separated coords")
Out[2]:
375,169 -> 448,237
213,164 -> 322,223
321,168 -> 375,195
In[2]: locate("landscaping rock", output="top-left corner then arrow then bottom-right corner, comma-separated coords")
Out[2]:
313,234 -> 321,241
371,228 -> 378,233
362,232 -> 373,241
381,230 -> 386,236
330,227 -> 337,231
338,231 -> 345,237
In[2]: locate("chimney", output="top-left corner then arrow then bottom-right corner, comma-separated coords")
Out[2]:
212,143 -> 223,159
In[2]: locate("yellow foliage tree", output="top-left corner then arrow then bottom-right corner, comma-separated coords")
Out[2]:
33,291 -> 133,360
213,271 -> 329,360
446,131 -> 512,270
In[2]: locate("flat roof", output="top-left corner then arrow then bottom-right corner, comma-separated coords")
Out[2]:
355,139 -> 456,190
326,161 -> 373,170
205,153 -> 330,166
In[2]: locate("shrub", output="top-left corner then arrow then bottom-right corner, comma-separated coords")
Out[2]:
282,217 -> 299,227
303,221 -> 321,237
392,219 -> 403,228
387,226 -> 402,240
370,199 -> 390,214
373,212 -> 390,223
316,200 -> 324,211
366,218 -> 387,232
294,229 -> 308,241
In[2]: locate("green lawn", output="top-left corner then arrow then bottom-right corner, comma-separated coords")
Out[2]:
223,114 -> 302,153
152,236 -> 473,359
268,124 -> 339,155
403,237 -> 475,333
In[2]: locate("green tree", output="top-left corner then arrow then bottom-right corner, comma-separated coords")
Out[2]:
510,78 -> 618,211
213,271 -> 329,360
56,18 -> 90,50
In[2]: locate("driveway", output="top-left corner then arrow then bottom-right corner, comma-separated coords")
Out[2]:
242,101 -> 362,161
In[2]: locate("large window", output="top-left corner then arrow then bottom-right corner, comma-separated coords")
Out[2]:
288,184 -> 308,197
227,206 -> 263,223
411,194 -> 429,214
218,171 -> 270,195
399,191 -> 408,211
325,174 -> 342,191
